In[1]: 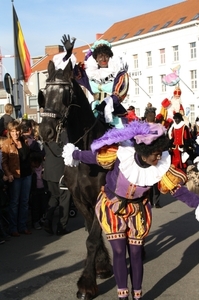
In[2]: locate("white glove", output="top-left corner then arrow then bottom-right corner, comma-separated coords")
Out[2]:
62,143 -> 80,167
195,205 -> 199,222
181,152 -> 189,163
104,96 -> 114,123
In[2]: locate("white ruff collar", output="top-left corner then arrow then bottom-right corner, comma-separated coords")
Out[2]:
117,146 -> 171,186
85,56 -> 123,82
173,121 -> 185,129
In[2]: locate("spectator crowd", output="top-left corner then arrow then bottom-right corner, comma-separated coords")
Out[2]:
0,103 -> 71,244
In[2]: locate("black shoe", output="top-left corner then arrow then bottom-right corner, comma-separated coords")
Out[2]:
44,220 -> 53,234
56,228 -> 71,236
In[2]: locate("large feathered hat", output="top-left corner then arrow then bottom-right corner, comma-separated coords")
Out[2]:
91,121 -> 166,152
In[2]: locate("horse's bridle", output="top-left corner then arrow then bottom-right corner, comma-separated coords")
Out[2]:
40,79 -> 100,147
40,80 -> 74,143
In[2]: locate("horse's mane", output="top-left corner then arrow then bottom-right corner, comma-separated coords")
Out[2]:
65,78 -> 107,150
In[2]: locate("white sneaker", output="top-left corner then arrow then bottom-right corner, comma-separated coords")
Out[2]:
34,222 -> 42,230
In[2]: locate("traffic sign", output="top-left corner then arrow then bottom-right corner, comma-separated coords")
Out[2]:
28,71 -> 47,95
4,73 -> 13,94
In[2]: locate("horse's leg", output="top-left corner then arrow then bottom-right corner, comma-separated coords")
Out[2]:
74,202 -> 112,279
76,214 -> 110,300
71,197 -> 94,232
94,235 -> 113,279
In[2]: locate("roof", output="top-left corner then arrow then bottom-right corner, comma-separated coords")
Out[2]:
31,0 -> 199,74
31,44 -> 89,74
102,0 -> 199,44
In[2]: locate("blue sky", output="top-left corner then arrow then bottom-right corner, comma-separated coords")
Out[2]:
0,0 -> 182,79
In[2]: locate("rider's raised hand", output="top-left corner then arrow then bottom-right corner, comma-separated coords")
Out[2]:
61,34 -> 76,61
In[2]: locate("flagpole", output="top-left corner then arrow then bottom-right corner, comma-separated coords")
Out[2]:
169,68 -> 194,94
12,0 -> 20,117
129,74 -> 151,98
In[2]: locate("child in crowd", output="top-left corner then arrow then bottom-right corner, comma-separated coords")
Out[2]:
0,103 -> 14,137
30,152 -> 49,230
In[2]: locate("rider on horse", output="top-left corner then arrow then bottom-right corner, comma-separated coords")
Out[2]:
53,34 -> 129,128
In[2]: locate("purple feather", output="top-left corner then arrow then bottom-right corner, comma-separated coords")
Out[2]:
91,120 -> 150,152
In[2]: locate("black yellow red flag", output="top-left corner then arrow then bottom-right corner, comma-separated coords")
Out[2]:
13,5 -> 31,82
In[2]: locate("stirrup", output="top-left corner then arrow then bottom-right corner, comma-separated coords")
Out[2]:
59,175 -> 68,190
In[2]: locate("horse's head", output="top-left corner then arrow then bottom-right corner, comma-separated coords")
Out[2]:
39,59 -> 108,150
38,60 -> 74,142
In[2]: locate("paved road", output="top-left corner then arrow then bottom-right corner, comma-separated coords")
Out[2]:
0,193 -> 199,300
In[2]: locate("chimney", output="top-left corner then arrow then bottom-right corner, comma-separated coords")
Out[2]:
96,33 -> 103,40
45,45 -> 64,55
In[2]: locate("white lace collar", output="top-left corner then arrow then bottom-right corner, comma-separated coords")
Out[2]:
173,121 -> 185,129
117,146 -> 171,186
85,56 -> 123,82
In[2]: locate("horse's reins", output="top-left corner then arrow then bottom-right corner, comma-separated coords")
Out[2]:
73,116 -> 99,146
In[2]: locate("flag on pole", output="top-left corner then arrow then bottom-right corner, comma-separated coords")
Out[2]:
13,5 -> 31,82
162,65 -> 181,86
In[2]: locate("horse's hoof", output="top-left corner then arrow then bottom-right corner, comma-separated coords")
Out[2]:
76,291 -> 93,300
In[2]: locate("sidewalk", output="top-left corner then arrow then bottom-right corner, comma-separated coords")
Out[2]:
0,193 -> 199,300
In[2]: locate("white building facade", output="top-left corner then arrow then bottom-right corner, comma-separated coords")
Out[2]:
111,20 -> 199,123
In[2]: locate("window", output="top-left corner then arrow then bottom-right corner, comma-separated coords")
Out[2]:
109,37 -> 116,43
190,70 -> 197,89
29,95 -> 38,109
148,25 -> 158,33
160,48 -> 165,64
134,78 -> 139,95
148,76 -> 153,94
190,104 -> 195,124
161,75 -> 166,92
174,17 -> 186,25
173,46 -> 179,61
0,105 -> 4,114
119,33 -> 129,40
134,29 -> 144,36
135,108 -> 140,117
190,42 -> 196,59
161,21 -> 172,29
191,13 -> 199,21
147,51 -> 152,66
133,54 -> 138,69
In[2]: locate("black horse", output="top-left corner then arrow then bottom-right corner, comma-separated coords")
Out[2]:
39,60 -> 113,300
